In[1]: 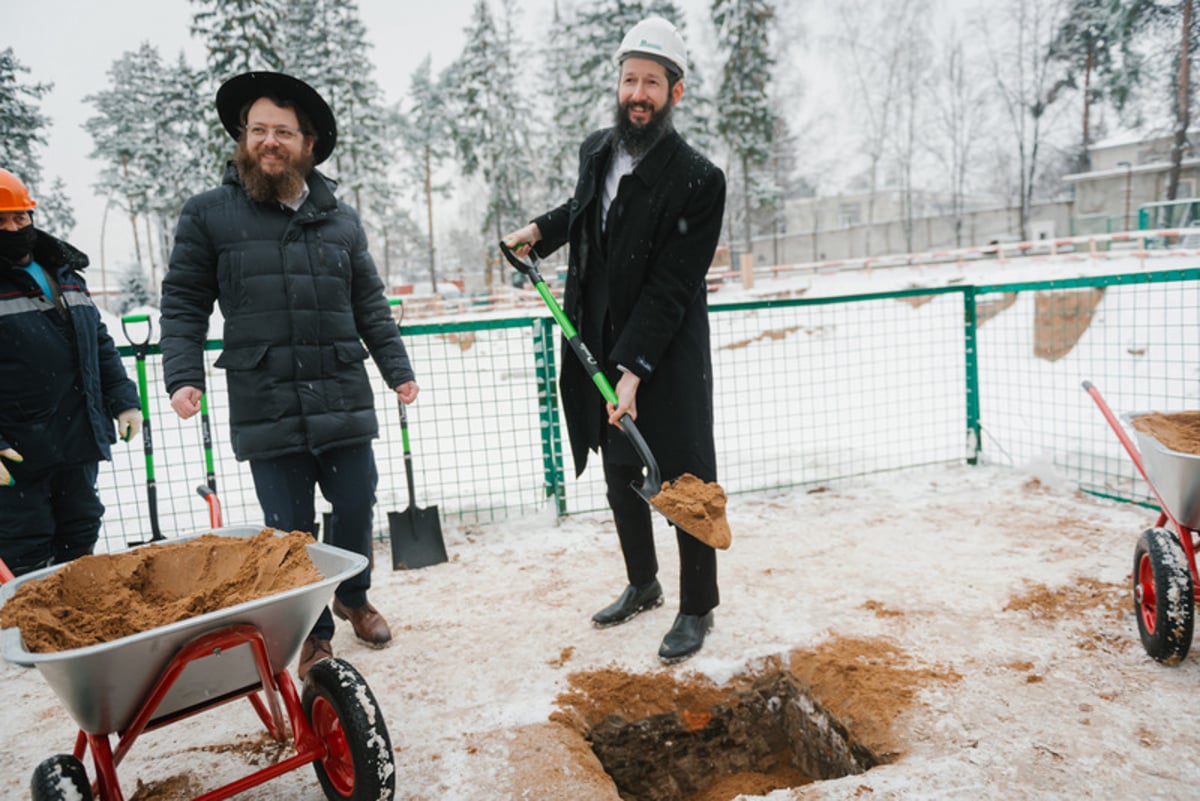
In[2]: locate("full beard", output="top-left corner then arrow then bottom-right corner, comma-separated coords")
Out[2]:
613,96 -> 674,157
233,140 -> 313,204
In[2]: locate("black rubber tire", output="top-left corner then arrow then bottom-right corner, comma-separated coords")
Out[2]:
30,754 -> 93,801
302,657 -> 395,801
1133,527 -> 1194,665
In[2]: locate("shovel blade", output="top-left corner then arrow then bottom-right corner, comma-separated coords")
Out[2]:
388,506 -> 448,570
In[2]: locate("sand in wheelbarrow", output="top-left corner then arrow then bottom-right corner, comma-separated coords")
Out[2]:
651,473 -> 732,550
0,529 -> 321,653
1131,410 -> 1200,455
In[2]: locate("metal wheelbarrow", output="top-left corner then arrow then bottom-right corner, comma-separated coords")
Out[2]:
1083,381 -> 1199,665
1,525 -> 395,801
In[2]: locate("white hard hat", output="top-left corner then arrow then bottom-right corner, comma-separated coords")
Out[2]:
615,16 -> 687,80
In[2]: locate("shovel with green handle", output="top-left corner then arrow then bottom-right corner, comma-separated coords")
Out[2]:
499,241 -> 734,550
498,240 -> 667,515
121,314 -> 164,546
385,298 -> 448,569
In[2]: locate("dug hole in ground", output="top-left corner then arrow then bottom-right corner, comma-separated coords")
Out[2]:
2,462 -> 1198,800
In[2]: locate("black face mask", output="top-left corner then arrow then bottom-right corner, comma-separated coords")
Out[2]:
0,225 -> 37,268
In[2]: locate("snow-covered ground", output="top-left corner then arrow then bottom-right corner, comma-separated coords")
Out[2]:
3,463 -> 1197,799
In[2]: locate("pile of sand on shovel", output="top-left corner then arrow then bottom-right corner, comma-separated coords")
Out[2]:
0,529 -> 321,654
651,474 -> 732,550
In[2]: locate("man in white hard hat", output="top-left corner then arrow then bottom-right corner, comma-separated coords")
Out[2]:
504,17 -> 726,663
0,168 -> 140,576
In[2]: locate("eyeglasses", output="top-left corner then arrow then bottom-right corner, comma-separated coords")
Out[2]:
244,125 -> 304,143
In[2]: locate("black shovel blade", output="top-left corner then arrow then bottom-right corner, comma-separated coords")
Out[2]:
388,506 -> 448,570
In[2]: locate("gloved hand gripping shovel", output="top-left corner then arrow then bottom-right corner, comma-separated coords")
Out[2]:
499,241 -> 731,548
122,314 -> 164,546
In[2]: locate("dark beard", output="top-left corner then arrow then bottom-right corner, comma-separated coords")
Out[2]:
613,96 -> 674,157
233,139 -> 313,204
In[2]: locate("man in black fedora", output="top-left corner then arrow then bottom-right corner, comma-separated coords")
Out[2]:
160,71 -> 419,678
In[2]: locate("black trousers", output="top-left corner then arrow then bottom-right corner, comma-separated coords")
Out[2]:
0,462 -> 102,576
603,457 -> 719,616
250,443 -> 377,640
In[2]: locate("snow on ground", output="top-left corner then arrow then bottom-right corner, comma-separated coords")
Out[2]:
3,461 -> 1199,800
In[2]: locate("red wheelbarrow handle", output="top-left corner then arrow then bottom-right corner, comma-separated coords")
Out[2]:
1081,380 -> 1175,527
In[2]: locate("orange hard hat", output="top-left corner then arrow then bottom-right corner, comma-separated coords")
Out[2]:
0,168 -> 37,212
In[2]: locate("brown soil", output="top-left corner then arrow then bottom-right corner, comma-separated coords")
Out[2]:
652,474 -> 731,549
722,325 -> 810,350
977,292 -> 1018,326
0,529 -> 321,653
1130,410 -> 1200,455
1033,288 -> 1104,362
549,636 -> 960,801
683,764 -> 815,801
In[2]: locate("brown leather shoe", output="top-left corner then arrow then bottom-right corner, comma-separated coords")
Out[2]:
332,598 -> 393,647
297,636 -> 333,679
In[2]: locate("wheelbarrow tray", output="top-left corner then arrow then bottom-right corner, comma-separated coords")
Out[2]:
1123,411 -> 1200,531
0,525 -> 367,735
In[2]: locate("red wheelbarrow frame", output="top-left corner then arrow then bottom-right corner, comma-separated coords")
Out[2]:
66,623 -> 346,801
1083,381 -> 1200,585
1084,381 -> 1200,665
1,516 -> 386,800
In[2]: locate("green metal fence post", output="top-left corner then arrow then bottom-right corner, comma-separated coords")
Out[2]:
533,317 -> 566,516
963,287 -> 981,465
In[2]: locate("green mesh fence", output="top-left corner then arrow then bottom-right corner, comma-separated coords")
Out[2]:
973,269 -> 1200,512
94,269 -> 1199,551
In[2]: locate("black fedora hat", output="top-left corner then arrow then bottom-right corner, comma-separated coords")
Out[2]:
216,71 -> 337,165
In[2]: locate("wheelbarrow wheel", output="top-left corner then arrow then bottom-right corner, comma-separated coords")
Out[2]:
31,754 -> 93,801
1133,527 -> 1194,665
302,657 -> 396,801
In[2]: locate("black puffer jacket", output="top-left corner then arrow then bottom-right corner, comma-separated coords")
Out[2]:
160,165 -> 414,461
0,230 -> 139,479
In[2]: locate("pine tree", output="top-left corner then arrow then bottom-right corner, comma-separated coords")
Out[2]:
1049,0 -> 1148,169
188,0 -> 286,176
277,0 -> 400,248
189,0 -> 285,75
448,0 -> 533,288
557,0 -> 713,146
400,56 -> 454,292
1121,0 -> 1200,202
713,0 -> 777,258
85,45 -> 163,273
115,262 -> 156,314
0,48 -> 75,235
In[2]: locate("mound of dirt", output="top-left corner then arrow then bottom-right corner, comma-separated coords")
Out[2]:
1130,410 -> 1200,455
0,529 -> 321,653
652,474 -> 732,550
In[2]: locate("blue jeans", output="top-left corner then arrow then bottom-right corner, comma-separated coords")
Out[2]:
0,462 -> 102,576
249,444 -> 377,640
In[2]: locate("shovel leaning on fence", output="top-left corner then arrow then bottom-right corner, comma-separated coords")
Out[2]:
122,314 -> 164,546
385,298 -> 448,569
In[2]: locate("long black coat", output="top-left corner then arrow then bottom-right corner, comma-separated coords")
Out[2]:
533,128 -> 726,481
0,231 -> 139,479
160,165 -> 414,461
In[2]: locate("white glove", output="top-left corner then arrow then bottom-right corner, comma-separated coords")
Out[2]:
117,408 -> 142,443
0,447 -> 23,486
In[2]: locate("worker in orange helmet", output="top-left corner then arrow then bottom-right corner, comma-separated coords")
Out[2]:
0,168 -> 140,575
